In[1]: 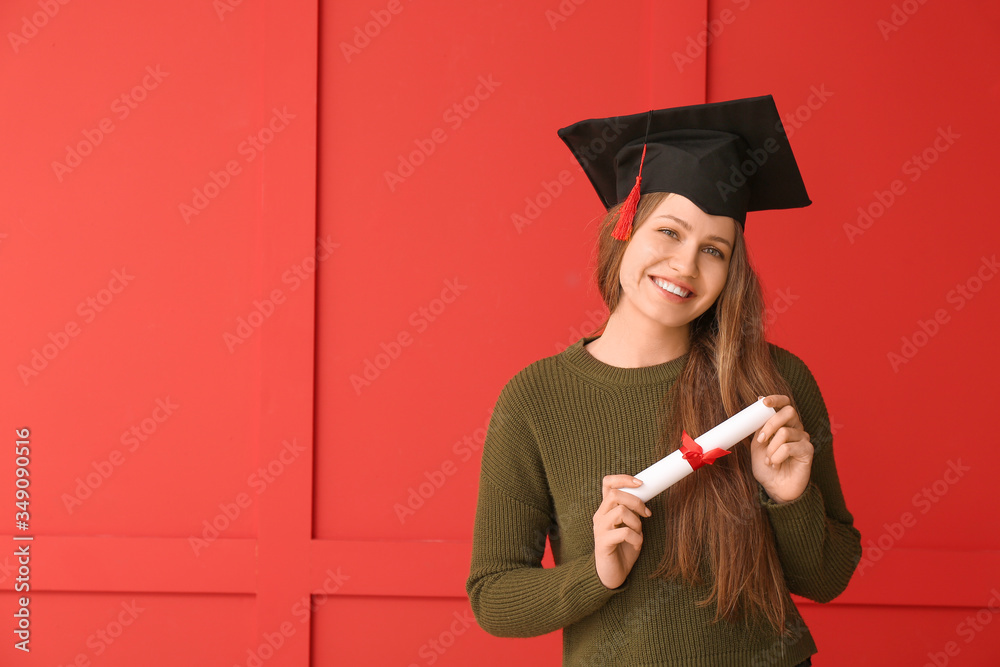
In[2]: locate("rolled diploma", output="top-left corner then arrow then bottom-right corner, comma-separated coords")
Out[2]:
620,397 -> 776,503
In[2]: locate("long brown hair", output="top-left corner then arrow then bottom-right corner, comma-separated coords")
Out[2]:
590,191 -> 799,637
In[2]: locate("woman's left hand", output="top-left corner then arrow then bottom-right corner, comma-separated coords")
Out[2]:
750,395 -> 814,504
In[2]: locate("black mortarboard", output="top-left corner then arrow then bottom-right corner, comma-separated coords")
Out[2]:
556,95 -> 811,240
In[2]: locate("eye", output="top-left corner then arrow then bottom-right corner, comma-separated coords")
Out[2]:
659,229 -> 725,259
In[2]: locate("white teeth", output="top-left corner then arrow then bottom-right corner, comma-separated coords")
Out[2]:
653,277 -> 691,297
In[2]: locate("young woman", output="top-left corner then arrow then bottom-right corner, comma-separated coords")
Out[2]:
467,96 -> 862,666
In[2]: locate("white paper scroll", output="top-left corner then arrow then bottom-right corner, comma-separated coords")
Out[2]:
620,397 -> 776,502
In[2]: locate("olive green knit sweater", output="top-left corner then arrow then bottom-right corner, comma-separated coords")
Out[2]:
466,335 -> 862,666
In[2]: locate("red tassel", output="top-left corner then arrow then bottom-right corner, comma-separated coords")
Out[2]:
610,139 -> 648,242
611,177 -> 641,241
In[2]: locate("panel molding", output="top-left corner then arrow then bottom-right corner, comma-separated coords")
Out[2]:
253,0 -> 317,662
11,536 -> 993,608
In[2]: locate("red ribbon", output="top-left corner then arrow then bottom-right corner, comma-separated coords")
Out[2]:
679,430 -> 730,471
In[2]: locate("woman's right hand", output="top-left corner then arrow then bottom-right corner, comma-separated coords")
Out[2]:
593,475 -> 650,589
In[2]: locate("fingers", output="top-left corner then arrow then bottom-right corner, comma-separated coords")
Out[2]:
602,474 -> 642,496
606,526 -> 643,551
595,512 -> 644,555
764,426 -> 807,452
594,475 -> 650,553
600,475 -> 651,518
611,503 -> 643,532
595,475 -> 650,588
766,441 -> 813,467
755,404 -> 803,445
764,429 -> 814,466
761,394 -> 790,410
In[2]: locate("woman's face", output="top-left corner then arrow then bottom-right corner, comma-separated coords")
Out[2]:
618,193 -> 736,330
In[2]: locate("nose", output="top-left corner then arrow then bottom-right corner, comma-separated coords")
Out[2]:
667,244 -> 699,279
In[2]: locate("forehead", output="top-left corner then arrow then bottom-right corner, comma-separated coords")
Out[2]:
640,194 -> 737,241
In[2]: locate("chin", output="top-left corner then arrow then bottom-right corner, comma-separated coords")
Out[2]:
645,308 -> 696,329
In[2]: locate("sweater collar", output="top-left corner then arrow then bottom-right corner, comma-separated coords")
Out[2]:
559,334 -> 690,387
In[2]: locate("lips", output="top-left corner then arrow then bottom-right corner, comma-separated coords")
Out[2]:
649,275 -> 695,299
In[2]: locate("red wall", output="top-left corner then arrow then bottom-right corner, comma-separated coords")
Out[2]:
2,0 -> 998,664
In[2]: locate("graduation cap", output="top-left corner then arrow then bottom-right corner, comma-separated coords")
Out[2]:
556,95 -> 811,240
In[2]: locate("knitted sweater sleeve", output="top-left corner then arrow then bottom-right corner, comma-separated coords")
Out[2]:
757,346 -> 863,603
466,375 -> 626,637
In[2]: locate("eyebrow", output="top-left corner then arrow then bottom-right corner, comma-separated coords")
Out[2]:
655,214 -> 733,249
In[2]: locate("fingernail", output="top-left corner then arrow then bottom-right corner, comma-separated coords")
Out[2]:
633,478 -> 643,485
645,507 -> 652,516
757,432 -> 765,443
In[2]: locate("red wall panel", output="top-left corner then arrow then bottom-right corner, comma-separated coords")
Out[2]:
2,0 -> 316,664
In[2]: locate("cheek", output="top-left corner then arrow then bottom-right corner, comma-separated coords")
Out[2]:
618,250 -> 645,285
621,246 -> 657,276
708,265 -> 731,297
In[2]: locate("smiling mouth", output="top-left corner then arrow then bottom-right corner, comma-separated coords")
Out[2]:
650,276 -> 694,299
